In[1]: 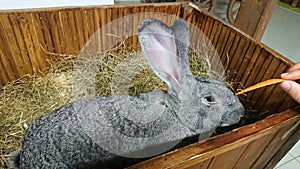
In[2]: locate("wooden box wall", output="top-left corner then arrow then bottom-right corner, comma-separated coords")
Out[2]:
0,2 -> 299,168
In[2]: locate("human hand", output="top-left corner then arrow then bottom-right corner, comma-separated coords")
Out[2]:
280,62 -> 300,103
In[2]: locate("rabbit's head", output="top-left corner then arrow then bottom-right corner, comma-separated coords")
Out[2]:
138,18 -> 244,134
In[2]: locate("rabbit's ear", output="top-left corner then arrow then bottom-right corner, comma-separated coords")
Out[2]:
171,19 -> 192,76
138,18 -> 190,92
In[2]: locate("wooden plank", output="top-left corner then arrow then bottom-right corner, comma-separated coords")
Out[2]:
252,58 -> 281,109
160,5 -> 174,26
209,20 -> 221,47
126,6 -> 137,47
237,45 -> 262,91
207,144 -> 248,169
175,4 -> 184,18
265,120 -> 300,168
199,13 -> 208,33
244,49 -> 272,98
74,9 -> 86,52
196,15 -> 209,53
16,11 -> 41,73
225,33 -> 240,75
233,42 -> 256,88
232,132 -> 277,169
262,78 -> 291,113
122,7 -> 134,49
209,21 -> 223,73
98,8 -> 108,53
132,6 -> 143,48
217,25 -> 231,60
187,13 -> 197,49
31,12 -> 51,70
0,49 -> 10,85
252,0 -> 278,40
81,9 -> 91,50
35,12 -> 55,56
227,36 -> 246,78
213,25 -> 230,74
203,17 -> 214,42
128,108 -> 300,169
206,19 -> 218,70
277,94 -> 299,114
57,10 -> 69,54
247,54 -> 275,99
187,159 -> 212,169
186,11 -> 207,52
110,5 -> 120,51
219,30 -> 236,71
59,11 -> 72,54
1,14 -> 25,78
231,39 -> 252,89
87,9 -> 97,53
250,119 -> 300,168
106,7 -> 115,51
27,13 -> 45,72
256,62 -> 290,115
93,8 -> 102,53
197,14 -> 210,55
48,11 -> 63,54
67,10 -> 80,53
234,0 -> 277,40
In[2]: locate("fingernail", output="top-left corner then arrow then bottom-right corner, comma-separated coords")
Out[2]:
281,81 -> 292,91
281,72 -> 289,78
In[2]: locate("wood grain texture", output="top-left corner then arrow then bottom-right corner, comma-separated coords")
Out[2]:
265,120 -> 300,169
0,3 -> 299,168
234,0 -> 278,40
128,108 -> 300,168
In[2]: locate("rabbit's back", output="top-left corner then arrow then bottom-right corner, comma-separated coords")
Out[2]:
20,103 -> 115,168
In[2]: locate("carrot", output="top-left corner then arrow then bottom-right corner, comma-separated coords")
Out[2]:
236,79 -> 287,96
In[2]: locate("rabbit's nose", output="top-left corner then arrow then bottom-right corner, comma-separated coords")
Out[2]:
231,104 -> 244,119
240,106 -> 245,117
238,102 -> 245,117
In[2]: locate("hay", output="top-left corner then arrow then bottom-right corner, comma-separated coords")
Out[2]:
0,57 -> 75,167
0,45 -> 228,168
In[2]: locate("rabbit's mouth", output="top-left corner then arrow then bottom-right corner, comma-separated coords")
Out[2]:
220,121 -> 237,127
220,117 -> 241,126
220,106 -> 244,127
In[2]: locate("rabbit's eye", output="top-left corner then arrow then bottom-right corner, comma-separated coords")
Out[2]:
203,96 -> 216,106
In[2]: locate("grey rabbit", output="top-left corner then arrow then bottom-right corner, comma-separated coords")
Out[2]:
9,18 -> 244,169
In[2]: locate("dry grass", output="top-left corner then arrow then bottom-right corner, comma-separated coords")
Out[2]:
0,45 -> 228,168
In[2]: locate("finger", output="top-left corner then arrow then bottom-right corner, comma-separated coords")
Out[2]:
281,68 -> 300,80
280,81 -> 300,104
289,62 -> 300,72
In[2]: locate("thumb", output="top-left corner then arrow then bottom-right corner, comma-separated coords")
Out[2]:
280,81 -> 300,104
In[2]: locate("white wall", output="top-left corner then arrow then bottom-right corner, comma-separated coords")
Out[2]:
0,0 -> 114,10
262,6 -> 300,62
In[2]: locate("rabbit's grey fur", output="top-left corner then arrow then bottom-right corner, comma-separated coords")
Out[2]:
10,18 -> 244,169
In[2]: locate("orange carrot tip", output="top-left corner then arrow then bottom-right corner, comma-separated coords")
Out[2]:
235,79 -> 287,96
